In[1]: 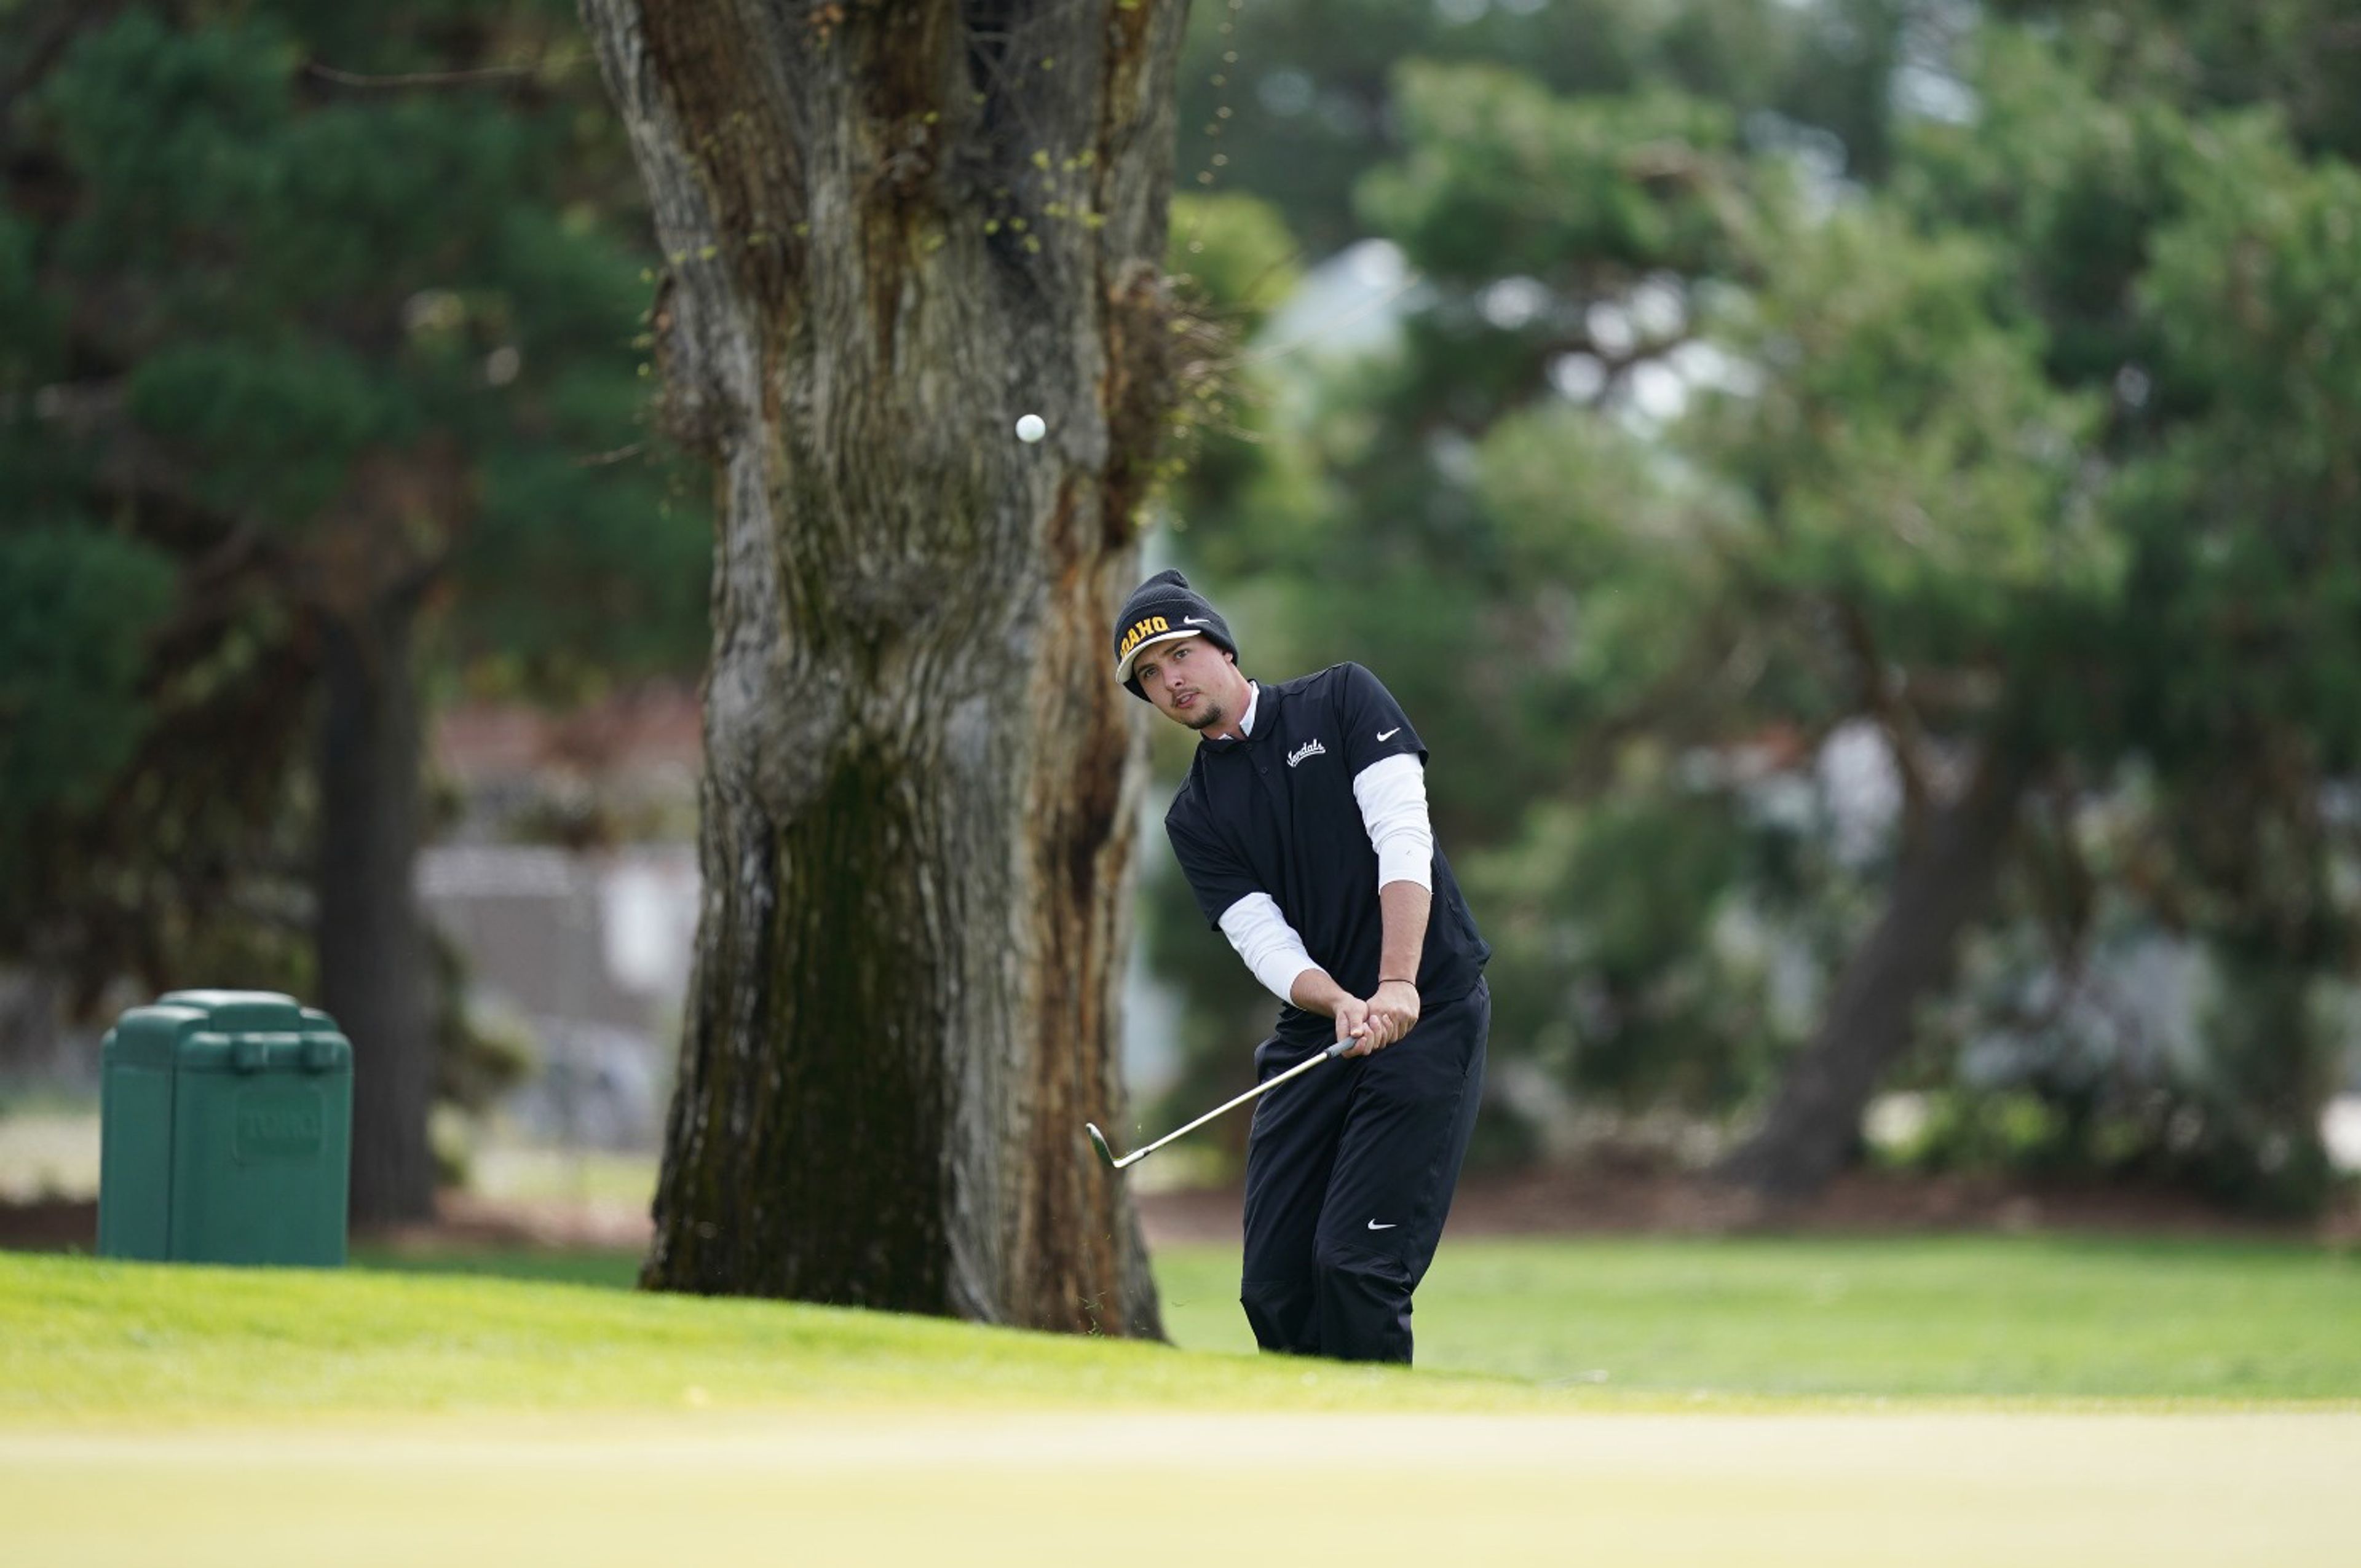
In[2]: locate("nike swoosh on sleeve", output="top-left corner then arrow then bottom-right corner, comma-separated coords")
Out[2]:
1377,728 -> 1401,742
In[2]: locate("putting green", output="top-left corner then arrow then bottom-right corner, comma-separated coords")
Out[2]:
6,1409 -> 2353,1566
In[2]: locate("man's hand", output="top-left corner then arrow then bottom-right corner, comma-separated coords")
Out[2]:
1334,980 -> 1420,1057
1368,978 -> 1421,1046
1299,968 -> 1420,1057
1332,995 -> 1380,1057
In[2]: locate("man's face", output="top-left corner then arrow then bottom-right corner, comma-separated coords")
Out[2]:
1133,634 -> 1241,732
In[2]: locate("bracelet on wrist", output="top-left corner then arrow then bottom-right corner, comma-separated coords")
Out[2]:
1379,977 -> 1417,987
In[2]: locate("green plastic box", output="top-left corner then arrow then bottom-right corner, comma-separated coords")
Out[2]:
97,990 -> 354,1267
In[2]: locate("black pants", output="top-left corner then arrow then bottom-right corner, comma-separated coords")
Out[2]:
1238,977 -> 1489,1365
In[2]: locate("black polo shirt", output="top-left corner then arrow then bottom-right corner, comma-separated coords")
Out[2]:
1165,662 -> 1489,1044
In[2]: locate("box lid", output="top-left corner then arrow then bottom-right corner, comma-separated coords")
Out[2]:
101,1004 -> 213,1071
156,990 -> 308,1032
104,991 -> 350,1074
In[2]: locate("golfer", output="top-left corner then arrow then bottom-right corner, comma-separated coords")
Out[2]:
1113,569 -> 1490,1364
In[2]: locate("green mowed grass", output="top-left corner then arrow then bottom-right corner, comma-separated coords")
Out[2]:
0,1250 -> 1541,1422
2,1231 -> 2349,1424
355,1232 -> 2361,1403
1155,1234 -> 2361,1400
6,1239 -> 2358,1567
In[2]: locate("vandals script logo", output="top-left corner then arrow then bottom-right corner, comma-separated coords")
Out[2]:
1287,739 -> 1326,768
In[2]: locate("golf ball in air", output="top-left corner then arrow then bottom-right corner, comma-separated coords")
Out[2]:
1015,413 -> 1046,443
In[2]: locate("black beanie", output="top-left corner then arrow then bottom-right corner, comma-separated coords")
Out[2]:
1112,569 -> 1238,700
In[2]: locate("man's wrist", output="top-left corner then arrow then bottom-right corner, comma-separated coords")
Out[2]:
1289,968 -> 1349,1015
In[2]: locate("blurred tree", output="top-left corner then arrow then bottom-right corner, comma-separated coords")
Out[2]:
1175,11 -> 2361,1207
1690,196 -> 2105,1195
0,1 -> 702,1223
1813,26 -> 2361,1205
1174,0 -> 1917,259
0,526 -> 178,873
1179,57 -> 1823,1106
1315,61 -> 2097,1191
1989,0 -> 2361,165
575,0 -> 1190,1334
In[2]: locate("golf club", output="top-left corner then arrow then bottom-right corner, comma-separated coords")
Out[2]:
1086,1038 -> 1353,1172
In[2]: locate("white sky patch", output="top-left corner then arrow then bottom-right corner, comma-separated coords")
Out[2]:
1669,338 -> 1763,398
1742,109 -> 1854,222
1627,275 -> 1687,341
1586,301 -> 1637,358
1351,237 -> 1409,291
1549,352 -> 1607,403
1626,360 -> 1688,424
1255,238 -> 1420,363
1749,773 -> 1819,837
1894,62 -> 1979,125
601,854 -> 700,995
1818,719 -> 1903,867
1894,0 -> 1982,126
1480,275 -> 1551,331
2326,1097 -> 2361,1172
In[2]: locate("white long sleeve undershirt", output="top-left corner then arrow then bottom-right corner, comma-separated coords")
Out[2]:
1353,753 -> 1435,893
1219,892 -> 1320,1004
1215,752 -> 1438,1004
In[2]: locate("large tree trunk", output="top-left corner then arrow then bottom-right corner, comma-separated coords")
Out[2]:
1720,740 -> 2038,1199
318,594 -> 437,1226
580,0 -> 1188,1333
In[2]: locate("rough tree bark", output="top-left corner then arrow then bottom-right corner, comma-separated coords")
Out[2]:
318,593 -> 437,1226
1720,739 -> 2039,1199
577,0 -> 1190,1333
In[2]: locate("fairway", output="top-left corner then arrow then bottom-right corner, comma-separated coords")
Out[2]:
5,1243 -> 2355,1566
7,1409 -> 2355,1566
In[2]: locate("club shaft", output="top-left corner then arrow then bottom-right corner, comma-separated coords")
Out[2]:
1120,1042 -> 1343,1167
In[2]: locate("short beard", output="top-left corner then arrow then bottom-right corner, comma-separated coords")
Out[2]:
1180,700 -> 1225,731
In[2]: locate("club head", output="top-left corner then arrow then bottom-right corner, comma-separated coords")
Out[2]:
1085,1122 -> 1118,1170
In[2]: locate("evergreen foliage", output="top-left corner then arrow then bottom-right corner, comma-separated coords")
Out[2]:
1159,0 -> 2361,1206
0,2 -> 700,974
0,3 -> 702,1215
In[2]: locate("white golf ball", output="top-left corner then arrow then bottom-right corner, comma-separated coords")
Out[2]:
1015,413 -> 1046,443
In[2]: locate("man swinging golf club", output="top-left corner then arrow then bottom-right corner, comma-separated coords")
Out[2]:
1114,569 -> 1491,1365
